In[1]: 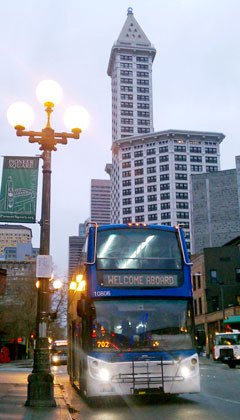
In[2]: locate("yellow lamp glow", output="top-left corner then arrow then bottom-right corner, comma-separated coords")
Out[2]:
76,274 -> 83,282
7,102 -> 34,129
64,105 -> 90,132
36,80 -> 63,106
69,281 -> 77,291
76,280 -> 86,292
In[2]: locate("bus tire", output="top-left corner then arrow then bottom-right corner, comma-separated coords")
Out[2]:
228,361 -> 236,368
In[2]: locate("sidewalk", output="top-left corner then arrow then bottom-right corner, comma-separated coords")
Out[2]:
0,360 -> 71,420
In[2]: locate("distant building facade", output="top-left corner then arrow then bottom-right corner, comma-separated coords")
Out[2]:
107,9 -> 225,253
90,179 -> 111,225
68,223 -> 86,279
192,236 -> 240,356
191,156 -> 240,254
0,225 -> 32,255
110,130 -> 224,252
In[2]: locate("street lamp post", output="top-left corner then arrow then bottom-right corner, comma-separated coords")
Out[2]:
7,80 -> 89,407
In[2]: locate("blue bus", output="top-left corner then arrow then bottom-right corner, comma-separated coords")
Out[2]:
68,222 -> 200,398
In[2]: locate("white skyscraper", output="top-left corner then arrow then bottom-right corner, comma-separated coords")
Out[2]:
107,9 -> 225,253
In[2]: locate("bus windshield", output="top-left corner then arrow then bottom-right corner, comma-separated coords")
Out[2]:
96,228 -> 182,270
215,333 -> 240,346
91,299 -> 193,352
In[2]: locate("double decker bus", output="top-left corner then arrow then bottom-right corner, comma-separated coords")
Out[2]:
68,223 -> 200,398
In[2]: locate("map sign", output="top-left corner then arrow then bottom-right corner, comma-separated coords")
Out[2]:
0,156 -> 39,223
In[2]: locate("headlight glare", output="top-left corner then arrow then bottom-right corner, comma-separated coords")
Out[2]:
180,366 -> 191,378
98,367 -> 110,382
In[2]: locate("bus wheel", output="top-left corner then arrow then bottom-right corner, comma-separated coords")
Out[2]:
228,361 -> 236,368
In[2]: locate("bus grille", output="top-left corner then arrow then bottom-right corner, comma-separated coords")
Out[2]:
111,359 -> 183,394
220,348 -> 234,359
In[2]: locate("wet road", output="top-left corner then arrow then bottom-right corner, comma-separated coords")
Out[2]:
54,359 -> 240,420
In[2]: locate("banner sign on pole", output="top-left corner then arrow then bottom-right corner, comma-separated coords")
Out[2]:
0,156 -> 39,223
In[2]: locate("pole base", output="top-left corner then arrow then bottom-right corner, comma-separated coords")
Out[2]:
25,372 -> 56,407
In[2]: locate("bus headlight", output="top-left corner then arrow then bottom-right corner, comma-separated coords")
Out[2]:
180,366 -> 191,378
52,355 -> 59,363
98,367 -> 110,382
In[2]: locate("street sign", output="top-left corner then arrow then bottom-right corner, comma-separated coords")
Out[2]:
36,255 -> 53,278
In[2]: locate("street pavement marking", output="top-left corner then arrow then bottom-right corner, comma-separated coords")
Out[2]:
210,395 -> 240,405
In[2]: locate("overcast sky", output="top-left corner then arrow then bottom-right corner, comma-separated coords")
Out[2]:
1,0 -> 240,277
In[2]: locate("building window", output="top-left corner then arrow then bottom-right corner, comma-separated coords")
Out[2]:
122,180 -> 131,187
134,150 -> 143,158
191,165 -> 202,172
137,56 -> 149,62
138,128 -> 150,134
135,196 -> 144,203
161,202 -> 170,210
206,156 -> 218,163
176,192 -> 188,199
135,178 -> 144,185
147,176 -> 156,183
122,161 -> 131,168
146,148 -> 156,155
135,215 -> 145,222
176,202 -> 189,209
159,155 -> 169,162
137,63 -> 148,69
175,183 -> 188,190
122,152 -> 131,159
175,173 -> 187,180
120,55 -> 132,61
122,171 -> 131,178
206,166 -> 218,172
176,212 -> 189,219
123,217 -> 132,223
160,174 -> 169,181
148,194 -> 157,202
160,193 -> 170,200
160,164 -> 169,172
147,157 -> 156,165
135,168 -> 144,176
210,270 -> 218,284
174,145 -> 186,152
235,268 -> 240,282
212,296 -> 219,312
148,214 -> 157,221
123,207 -> 132,214
190,155 -> 202,162
134,160 -> 143,167
120,78 -> 133,84
123,189 -> 131,196
135,187 -> 144,194
194,299 -> 197,315
175,164 -> 187,171
147,185 -> 157,193
198,297 -> 202,315
193,277 -> 196,291
205,147 -> 217,154
161,212 -> 171,220
135,206 -> 144,213
159,146 -> 168,153
148,204 -> 157,212
160,183 -> 170,190
147,166 -> 156,174
175,155 -> 187,162
123,198 -> 131,205
190,146 -> 202,153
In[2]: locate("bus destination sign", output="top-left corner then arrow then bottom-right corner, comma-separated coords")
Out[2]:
100,273 -> 179,288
